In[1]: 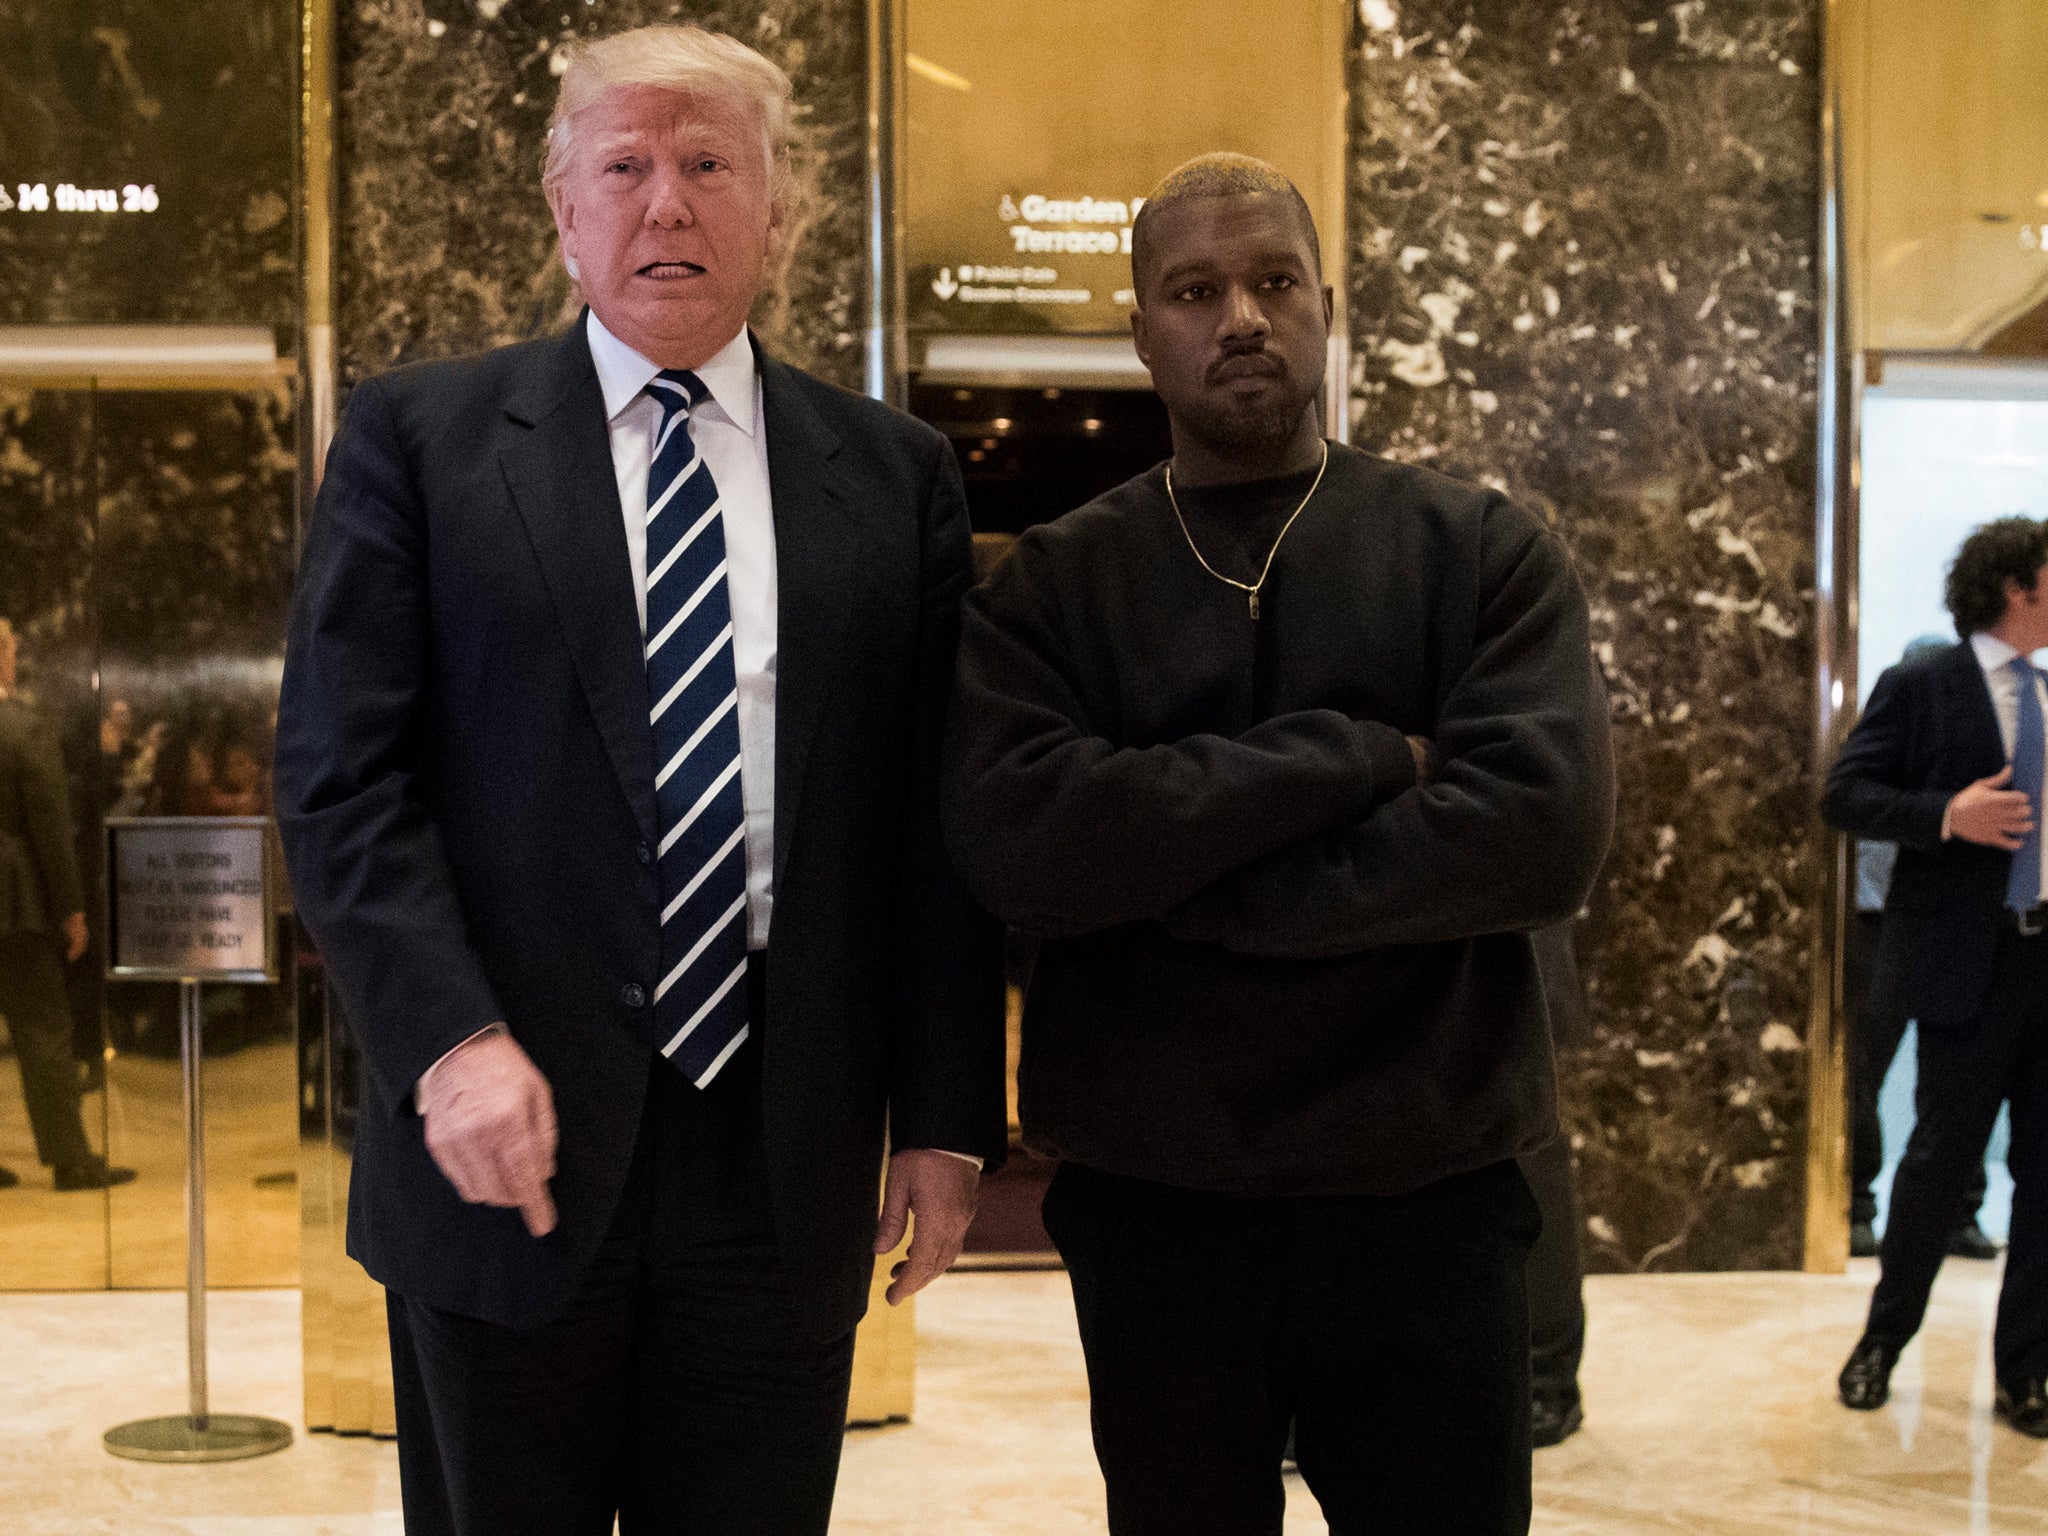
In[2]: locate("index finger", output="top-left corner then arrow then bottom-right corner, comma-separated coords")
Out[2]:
518,1186 -> 557,1239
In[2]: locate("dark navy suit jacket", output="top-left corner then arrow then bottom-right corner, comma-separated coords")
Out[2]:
1824,640 -> 2017,1031
275,321 -> 1004,1334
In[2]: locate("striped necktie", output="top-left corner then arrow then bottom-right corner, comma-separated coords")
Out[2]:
2008,655 -> 2045,914
643,368 -> 751,1086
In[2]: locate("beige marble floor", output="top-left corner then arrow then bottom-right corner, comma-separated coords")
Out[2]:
1,1261 -> 2044,1534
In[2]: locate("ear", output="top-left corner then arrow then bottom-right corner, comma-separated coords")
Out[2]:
1130,305 -> 1151,369
1321,283 -> 1336,330
548,183 -> 582,281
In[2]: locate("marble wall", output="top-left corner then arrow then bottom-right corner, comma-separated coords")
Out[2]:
1348,0 -> 1822,1270
335,0 -> 869,387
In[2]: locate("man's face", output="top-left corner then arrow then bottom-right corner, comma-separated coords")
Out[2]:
550,85 -> 782,369
2007,563 -> 2048,653
1130,193 -> 1331,459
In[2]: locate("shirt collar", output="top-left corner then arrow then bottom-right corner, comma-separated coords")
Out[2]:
584,310 -> 758,437
1971,631 -> 2022,673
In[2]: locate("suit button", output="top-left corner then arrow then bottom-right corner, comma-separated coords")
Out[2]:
620,984 -> 646,1010
637,841 -> 653,866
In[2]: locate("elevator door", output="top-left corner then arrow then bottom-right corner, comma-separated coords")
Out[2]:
0,380 -> 299,1289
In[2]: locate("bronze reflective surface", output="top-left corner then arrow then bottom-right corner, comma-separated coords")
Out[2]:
0,383 -> 299,1293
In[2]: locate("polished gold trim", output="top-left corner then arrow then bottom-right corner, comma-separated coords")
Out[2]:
1804,0 -> 1856,1275
301,0 -> 337,483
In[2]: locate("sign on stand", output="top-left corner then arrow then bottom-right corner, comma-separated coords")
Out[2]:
101,817 -> 292,1464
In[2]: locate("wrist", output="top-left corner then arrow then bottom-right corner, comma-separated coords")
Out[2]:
416,1023 -> 509,1114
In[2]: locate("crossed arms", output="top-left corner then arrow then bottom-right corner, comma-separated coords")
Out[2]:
942,506 -> 1614,958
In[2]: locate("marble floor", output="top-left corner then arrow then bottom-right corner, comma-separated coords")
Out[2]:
1,1260 -> 2044,1534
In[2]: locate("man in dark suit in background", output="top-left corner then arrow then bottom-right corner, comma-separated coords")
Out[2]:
275,26 -> 1003,1536
1827,516 -> 2048,1439
1524,922 -> 1591,1449
0,617 -> 133,1192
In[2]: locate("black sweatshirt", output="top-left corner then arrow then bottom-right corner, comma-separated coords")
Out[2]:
941,442 -> 1614,1197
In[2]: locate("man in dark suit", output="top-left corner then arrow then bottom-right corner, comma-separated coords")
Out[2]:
0,617 -> 133,1192
1827,516 -> 2048,1439
274,26 -> 1003,1535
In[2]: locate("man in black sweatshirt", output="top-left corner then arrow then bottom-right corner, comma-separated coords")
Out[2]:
942,155 -> 1614,1536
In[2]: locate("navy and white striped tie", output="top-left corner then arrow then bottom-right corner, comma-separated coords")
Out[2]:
643,368 -> 751,1087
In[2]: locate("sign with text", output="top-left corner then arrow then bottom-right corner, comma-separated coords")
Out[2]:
107,818 -> 276,983
904,0 -> 1345,338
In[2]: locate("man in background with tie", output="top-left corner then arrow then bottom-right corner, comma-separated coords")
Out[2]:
1827,515 -> 2048,1439
275,25 -> 1003,1535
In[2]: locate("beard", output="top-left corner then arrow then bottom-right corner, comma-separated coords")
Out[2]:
1177,367 -> 1319,458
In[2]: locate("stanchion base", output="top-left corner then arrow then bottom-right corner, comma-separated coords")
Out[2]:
104,1414 -> 293,1463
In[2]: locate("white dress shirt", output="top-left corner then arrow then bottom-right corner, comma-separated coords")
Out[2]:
1950,631 -> 2048,906
586,311 -> 777,952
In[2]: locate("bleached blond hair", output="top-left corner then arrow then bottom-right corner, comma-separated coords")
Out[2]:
542,25 -> 794,212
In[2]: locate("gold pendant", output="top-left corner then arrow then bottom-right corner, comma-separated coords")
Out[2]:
1248,588 -> 1261,620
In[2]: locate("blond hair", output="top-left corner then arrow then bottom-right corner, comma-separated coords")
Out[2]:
542,25 -> 794,209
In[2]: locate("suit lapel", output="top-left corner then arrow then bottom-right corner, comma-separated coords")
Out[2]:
499,324 -> 658,840
1945,640 -> 2008,778
757,341 -> 856,890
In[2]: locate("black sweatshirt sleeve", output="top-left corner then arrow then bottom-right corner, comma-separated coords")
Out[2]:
1822,663 -> 1950,850
941,533 -> 1418,938
1162,508 -> 1614,957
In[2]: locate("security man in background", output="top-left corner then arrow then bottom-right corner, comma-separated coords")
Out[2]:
0,617 -> 133,1192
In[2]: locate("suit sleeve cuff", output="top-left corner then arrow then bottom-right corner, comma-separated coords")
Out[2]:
414,1022 -> 507,1115
905,1147 -> 985,1172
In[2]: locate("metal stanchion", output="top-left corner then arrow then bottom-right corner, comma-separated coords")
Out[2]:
103,977 -> 293,1463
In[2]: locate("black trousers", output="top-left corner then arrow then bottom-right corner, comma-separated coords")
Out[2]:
0,932 -> 94,1170
1519,1137 -> 1585,1407
1865,925 -> 2048,1383
386,1034 -> 857,1536
1044,1159 -> 1540,1536
1846,911 -> 1987,1226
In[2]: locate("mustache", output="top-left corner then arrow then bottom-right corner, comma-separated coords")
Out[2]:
1207,347 -> 1286,386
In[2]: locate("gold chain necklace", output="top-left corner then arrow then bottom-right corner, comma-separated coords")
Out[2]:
1164,441 -> 1330,620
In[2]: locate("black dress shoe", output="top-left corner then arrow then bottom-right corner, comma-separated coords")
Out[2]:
53,1158 -> 137,1191
1995,1377 -> 2048,1439
1850,1219 -> 1879,1258
1532,1392 -> 1583,1448
1949,1221 -> 2002,1261
1838,1337 -> 1899,1410
0,1164 -> 18,1189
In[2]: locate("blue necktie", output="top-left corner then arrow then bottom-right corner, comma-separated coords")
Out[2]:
2008,656 -> 2044,914
642,369 -> 751,1086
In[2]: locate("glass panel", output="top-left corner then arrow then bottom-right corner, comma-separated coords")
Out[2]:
97,383 -> 300,1289
0,385 -> 111,1286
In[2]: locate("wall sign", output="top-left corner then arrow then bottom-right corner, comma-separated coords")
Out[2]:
904,0 -> 1346,340
107,817 -> 277,984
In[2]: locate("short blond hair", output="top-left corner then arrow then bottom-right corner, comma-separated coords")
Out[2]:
543,25 -> 793,206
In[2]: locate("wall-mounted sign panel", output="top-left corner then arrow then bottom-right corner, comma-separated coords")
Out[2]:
107,817 -> 278,983
904,1 -> 1346,338
0,4 -> 297,327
